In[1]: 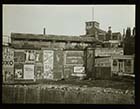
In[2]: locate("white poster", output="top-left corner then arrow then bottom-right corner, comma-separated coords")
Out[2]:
43,50 -> 54,79
24,64 -> 34,79
74,66 -> 85,73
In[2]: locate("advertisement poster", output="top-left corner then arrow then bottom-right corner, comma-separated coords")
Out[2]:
3,47 -> 14,67
25,50 -> 43,63
35,65 -> 43,79
65,51 -> 84,65
25,50 -> 35,62
24,64 -> 34,79
14,50 -> 25,62
14,63 -> 23,79
74,66 -> 85,73
3,67 -> 14,82
15,69 -> 23,79
43,50 -> 54,79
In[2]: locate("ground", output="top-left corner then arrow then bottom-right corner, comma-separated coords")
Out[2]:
6,76 -> 135,91
3,77 -> 135,104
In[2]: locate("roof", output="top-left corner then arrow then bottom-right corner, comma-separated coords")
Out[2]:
85,21 -> 99,24
97,28 -> 106,34
112,32 -> 121,36
11,33 -> 103,44
111,55 -> 134,59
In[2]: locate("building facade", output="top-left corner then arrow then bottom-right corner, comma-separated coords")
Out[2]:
111,55 -> 134,76
6,32 -> 101,82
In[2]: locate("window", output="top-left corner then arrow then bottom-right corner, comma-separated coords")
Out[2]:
126,60 -> 131,66
113,60 -> 117,66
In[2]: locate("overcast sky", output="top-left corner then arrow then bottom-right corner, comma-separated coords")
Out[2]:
3,5 -> 135,37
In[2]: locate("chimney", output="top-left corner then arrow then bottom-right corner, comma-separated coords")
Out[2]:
108,26 -> 112,40
123,28 -> 125,39
43,27 -> 46,35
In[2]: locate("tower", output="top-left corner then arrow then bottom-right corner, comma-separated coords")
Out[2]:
108,26 -> 112,40
43,27 -> 46,35
85,21 -> 100,35
85,7 -> 100,37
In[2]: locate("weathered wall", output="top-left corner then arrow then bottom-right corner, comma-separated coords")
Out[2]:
95,48 -> 123,57
2,84 -> 134,104
64,50 -> 85,78
95,57 -> 110,67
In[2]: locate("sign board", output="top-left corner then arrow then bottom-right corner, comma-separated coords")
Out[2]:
95,48 -> 123,57
65,51 -> 84,65
74,66 -> 85,73
24,64 -> 34,79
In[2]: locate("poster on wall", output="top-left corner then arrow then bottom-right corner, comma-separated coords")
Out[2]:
14,63 -> 23,79
35,65 -> 43,79
14,50 -> 25,62
25,50 -> 43,63
74,66 -> 85,74
24,64 -> 34,79
3,47 -> 14,67
35,50 -> 43,62
25,50 -> 35,62
3,47 -> 14,60
3,67 -> 14,82
43,50 -> 54,79
15,69 -> 23,79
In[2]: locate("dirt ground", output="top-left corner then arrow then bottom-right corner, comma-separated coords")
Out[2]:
7,76 -> 135,91
3,77 -> 135,104
38,79 -> 134,90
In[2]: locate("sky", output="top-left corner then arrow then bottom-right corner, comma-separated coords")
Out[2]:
3,5 -> 135,39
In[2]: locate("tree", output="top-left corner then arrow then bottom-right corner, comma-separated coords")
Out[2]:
124,27 -> 135,55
